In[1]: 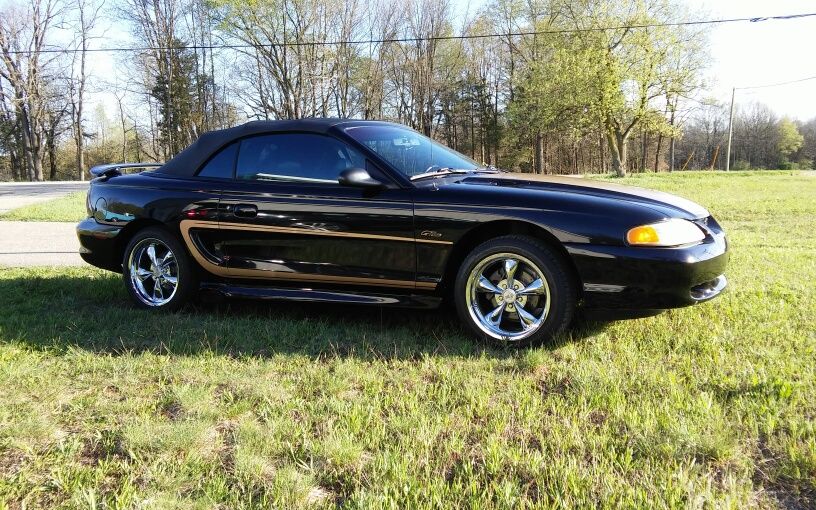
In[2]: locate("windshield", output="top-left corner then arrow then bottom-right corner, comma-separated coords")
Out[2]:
343,125 -> 480,179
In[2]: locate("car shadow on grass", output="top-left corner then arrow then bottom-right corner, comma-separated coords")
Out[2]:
0,272 -> 607,360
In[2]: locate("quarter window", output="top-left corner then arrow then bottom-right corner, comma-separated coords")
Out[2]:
197,142 -> 238,178
235,133 -> 364,184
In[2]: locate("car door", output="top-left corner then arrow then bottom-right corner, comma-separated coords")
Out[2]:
215,132 -> 420,290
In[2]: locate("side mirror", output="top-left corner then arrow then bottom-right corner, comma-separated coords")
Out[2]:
338,167 -> 385,189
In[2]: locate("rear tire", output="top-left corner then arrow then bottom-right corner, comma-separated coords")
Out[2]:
122,227 -> 196,311
454,235 -> 576,347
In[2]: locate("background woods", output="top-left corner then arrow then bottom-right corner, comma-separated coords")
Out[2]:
1,0 -> 814,181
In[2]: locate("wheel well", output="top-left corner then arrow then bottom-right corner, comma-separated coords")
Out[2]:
112,219 -> 165,271
439,220 -> 582,297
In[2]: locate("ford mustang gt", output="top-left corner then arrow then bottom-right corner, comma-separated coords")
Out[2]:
77,119 -> 728,345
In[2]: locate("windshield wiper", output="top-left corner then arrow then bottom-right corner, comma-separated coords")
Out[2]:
409,168 -> 473,181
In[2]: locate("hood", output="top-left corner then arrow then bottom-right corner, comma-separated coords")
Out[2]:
459,173 -> 710,219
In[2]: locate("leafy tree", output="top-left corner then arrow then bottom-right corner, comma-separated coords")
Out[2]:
508,42 -> 596,173
799,117 -> 816,170
503,0 -> 705,176
565,0 -> 704,176
777,117 -> 803,166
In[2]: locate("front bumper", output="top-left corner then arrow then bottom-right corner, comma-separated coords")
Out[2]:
76,218 -> 123,272
567,222 -> 729,310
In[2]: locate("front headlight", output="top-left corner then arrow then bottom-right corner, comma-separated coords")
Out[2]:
626,219 -> 705,247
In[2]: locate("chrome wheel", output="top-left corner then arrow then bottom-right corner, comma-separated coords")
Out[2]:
465,252 -> 551,342
127,238 -> 179,307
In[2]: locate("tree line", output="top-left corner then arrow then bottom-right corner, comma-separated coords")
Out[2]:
1,0 -> 814,182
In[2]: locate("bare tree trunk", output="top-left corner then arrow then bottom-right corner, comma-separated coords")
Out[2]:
74,120 -> 85,179
709,144 -> 720,170
668,104 -> 677,172
470,98 -> 475,159
681,150 -> 694,171
17,105 -> 36,181
669,136 -> 675,172
534,131 -> 544,174
607,130 -> 628,177
654,133 -> 664,172
71,0 -> 98,181
32,142 -> 45,181
640,131 -> 648,172
117,93 -> 128,161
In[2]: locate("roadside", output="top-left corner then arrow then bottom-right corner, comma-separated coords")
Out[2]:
0,192 -> 86,222
0,182 -> 87,267
0,221 -> 83,267
0,181 -> 88,214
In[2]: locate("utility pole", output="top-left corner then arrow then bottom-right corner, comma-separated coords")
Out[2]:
725,87 -> 735,171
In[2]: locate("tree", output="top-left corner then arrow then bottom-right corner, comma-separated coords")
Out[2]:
0,72 -> 23,180
119,0 -> 193,158
0,0 -> 765,181
560,0 -> 706,176
777,118 -> 803,166
397,0 -> 455,136
799,117 -> 816,170
0,0 -> 64,181
733,102 -> 778,169
212,0 -> 347,119
68,0 -> 103,180
673,100 -> 727,170
150,38 -> 196,156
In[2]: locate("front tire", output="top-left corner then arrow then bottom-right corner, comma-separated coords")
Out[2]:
122,227 -> 196,311
454,236 -> 576,346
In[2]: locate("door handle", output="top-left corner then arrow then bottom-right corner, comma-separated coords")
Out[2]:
233,204 -> 258,218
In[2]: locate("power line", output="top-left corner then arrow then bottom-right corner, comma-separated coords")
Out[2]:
14,11 -> 816,55
736,74 -> 816,90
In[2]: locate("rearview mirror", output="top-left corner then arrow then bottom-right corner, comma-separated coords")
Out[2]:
338,167 -> 385,189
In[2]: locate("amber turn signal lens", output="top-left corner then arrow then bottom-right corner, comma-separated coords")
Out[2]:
627,225 -> 660,245
626,219 -> 705,247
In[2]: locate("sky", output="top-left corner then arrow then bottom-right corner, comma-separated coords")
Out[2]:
84,0 -> 816,123
452,0 -> 816,120
684,0 -> 816,120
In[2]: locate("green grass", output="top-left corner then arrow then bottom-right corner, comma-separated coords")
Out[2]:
0,171 -> 814,508
0,192 -> 86,222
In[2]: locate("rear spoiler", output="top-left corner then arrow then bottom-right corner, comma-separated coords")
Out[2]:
89,162 -> 163,179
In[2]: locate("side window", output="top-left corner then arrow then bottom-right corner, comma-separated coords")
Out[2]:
197,142 -> 238,178
235,133 -> 364,183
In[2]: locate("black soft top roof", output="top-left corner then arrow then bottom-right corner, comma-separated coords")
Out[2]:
156,118 -> 393,177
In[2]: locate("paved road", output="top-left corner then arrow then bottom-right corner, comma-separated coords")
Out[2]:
0,181 -> 88,214
0,182 -> 87,267
0,221 -> 83,267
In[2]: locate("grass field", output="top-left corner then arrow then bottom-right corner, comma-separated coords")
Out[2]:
0,171 -> 814,508
0,192 -> 86,222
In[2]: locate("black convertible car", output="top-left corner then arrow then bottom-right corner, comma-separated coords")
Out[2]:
77,119 -> 728,345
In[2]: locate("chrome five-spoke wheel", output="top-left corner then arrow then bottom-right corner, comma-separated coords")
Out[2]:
127,238 -> 179,306
465,252 -> 551,342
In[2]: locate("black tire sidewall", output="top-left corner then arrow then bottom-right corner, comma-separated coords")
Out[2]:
122,227 -> 195,311
454,236 -> 576,346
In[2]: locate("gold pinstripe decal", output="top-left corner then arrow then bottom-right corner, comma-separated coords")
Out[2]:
214,220 -> 452,245
179,219 -> 439,289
